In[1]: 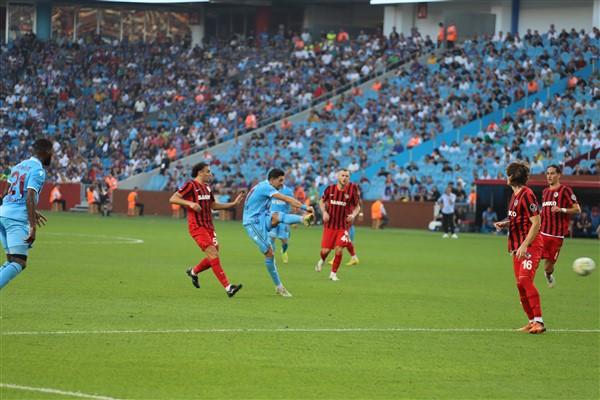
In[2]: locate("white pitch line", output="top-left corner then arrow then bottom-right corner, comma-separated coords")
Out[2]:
44,232 -> 144,245
0,383 -> 124,400
1,327 -> 599,336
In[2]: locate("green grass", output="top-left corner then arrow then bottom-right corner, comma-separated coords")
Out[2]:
1,213 -> 598,399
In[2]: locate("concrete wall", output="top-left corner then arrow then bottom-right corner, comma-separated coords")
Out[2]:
519,0 -> 594,33
303,4 -> 383,34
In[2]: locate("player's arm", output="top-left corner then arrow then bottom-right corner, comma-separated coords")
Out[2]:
212,191 -> 246,210
319,198 -> 329,222
550,203 -> 581,215
273,192 -> 313,213
515,214 -> 541,258
169,191 -> 201,213
494,218 -> 510,230
25,188 -> 40,244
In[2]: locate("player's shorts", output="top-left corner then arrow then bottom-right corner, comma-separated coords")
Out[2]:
540,234 -> 564,263
348,225 -> 355,242
269,223 -> 290,240
321,227 -> 351,250
191,227 -> 218,251
244,214 -> 273,254
0,217 -> 31,256
512,241 -> 543,281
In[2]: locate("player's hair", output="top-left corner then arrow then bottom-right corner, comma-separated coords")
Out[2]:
338,168 -> 350,174
506,162 -> 530,187
268,168 -> 285,180
546,164 -> 562,174
33,138 -> 53,153
191,162 -> 208,178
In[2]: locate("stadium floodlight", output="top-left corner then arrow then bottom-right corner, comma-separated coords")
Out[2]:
370,0 -> 448,4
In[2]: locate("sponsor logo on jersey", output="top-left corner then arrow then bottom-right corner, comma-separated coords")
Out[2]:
554,192 -> 559,198
330,200 -> 347,206
198,195 -> 211,201
514,200 -> 518,206
571,194 -> 577,201
508,210 -> 517,217
542,201 -> 557,207
529,203 -> 538,212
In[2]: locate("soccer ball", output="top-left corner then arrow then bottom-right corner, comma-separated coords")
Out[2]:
572,257 -> 596,276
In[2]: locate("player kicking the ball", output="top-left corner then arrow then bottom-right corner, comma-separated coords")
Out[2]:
539,165 -> 581,288
316,169 -> 361,281
494,162 -> 545,334
243,169 -> 314,297
170,162 -> 244,298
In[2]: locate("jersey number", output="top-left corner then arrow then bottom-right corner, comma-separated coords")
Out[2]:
8,172 -> 26,199
521,260 -> 533,270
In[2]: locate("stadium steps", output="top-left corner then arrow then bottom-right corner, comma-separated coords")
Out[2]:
69,203 -> 89,213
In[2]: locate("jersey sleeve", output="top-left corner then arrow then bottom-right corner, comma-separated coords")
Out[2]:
27,167 -> 46,193
321,186 -> 330,201
265,184 -> 278,198
563,187 -> 577,207
178,181 -> 194,199
523,191 -> 540,217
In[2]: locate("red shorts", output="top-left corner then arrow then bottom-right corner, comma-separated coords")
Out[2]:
321,227 -> 351,249
512,244 -> 542,281
191,227 -> 219,251
541,234 -> 564,262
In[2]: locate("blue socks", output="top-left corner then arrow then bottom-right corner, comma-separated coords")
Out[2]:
264,257 -> 282,286
280,213 -> 303,225
282,242 -> 288,253
0,262 -> 23,289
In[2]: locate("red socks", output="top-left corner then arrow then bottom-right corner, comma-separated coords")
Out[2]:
193,257 -> 230,289
209,258 -> 230,288
331,253 -> 342,273
192,258 -> 212,274
347,243 -> 356,257
517,276 -> 541,319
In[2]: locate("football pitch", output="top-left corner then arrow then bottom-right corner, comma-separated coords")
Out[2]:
1,213 -> 598,400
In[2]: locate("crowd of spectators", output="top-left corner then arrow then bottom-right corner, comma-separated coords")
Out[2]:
0,26 -> 433,186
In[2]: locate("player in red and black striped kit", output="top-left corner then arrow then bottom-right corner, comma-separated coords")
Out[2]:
494,162 -> 546,334
315,169 -> 361,281
540,165 -> 581,288
169,162 -> 245,297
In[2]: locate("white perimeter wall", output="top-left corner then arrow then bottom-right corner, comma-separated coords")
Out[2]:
375,0 -> 597,39
519,0 -> 594,33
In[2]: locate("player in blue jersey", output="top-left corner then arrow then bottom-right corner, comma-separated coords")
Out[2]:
243,169 -> 314,297
0,139 -> 53,289
269,185 -> 295,264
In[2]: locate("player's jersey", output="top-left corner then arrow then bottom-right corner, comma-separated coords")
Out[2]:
178,179 -> 215,231
540,185 -> 577,238
507,186 -> 540,252
270,186 -> 293,214
0,157 -> 47,222
243,180 -> 278,225
322,183 -> 360,230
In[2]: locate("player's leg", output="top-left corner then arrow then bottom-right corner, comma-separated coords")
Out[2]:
271,211 -> 313,229
0,218 -> 30,289
541,236 -> 561,288
317,229 -> 334,272
441,213 -> 449,237
280,225 -> 290,264
346,226 -> 359,266
513,255 -> 534,331
329,246 -> 343,281
205,244 -> 242,297
515,252 -> 545,334
450,213 -> 458,238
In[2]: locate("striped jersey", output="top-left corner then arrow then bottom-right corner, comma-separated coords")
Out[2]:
540,185 -> 577,238
507,186 -> 540,252
178,180 -> 215,231
321,182 -> 360,230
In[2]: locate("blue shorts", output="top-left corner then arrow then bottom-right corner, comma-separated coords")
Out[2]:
0,217 -> 31,256
349,225 -> 355,242
269,223 -> 290,240
244,214 -> 273,254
